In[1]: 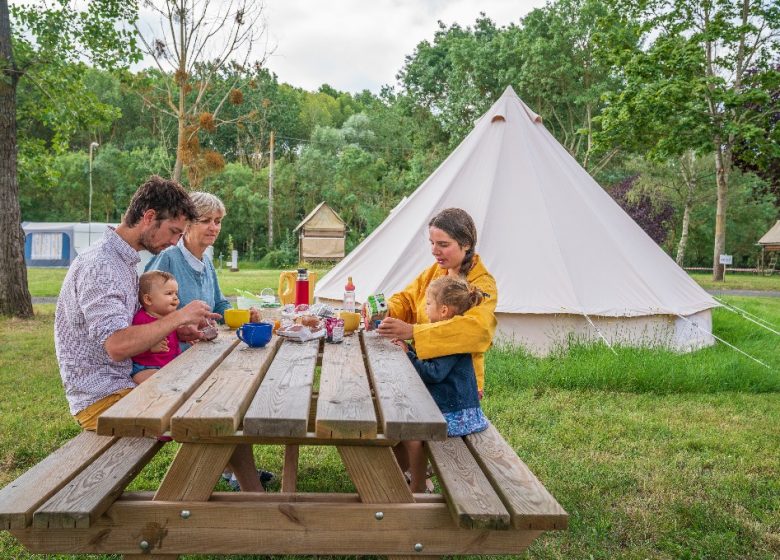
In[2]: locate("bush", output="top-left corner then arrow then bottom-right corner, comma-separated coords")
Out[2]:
259,248 -> 297,268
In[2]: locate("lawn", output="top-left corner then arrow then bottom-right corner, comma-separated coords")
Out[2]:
689,271 -> 780,292
25,265 -> 332,297
1,297 -> 779,559
26,267 -> 780,298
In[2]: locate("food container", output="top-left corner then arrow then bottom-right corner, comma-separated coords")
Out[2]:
325,317 -> 345,343
363,293 -> 388,331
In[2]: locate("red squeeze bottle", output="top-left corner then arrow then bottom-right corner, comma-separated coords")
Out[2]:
295,268 -> 310,306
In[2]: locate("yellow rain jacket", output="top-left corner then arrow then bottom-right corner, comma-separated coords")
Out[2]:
387,254 -> 497,391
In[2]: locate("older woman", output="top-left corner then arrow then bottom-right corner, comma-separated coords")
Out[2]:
376,208 -> 497,394
146,191 -> 269,492
146,192 -> 260,329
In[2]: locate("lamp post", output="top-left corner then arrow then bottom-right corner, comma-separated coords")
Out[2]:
88,142 -> 99,243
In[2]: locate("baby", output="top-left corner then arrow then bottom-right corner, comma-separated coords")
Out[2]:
130,270 -> 182,384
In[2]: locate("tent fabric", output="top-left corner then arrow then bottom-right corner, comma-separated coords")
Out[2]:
758,220 -> 780,245
315,87 -> 716,352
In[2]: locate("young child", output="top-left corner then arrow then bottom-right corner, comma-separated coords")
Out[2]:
393,276 -> 489,492
130,270 -> 182,384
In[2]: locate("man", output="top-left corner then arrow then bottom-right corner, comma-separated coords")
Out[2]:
54,175 -> 219,430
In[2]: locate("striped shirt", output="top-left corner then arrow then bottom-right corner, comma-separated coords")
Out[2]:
54,227 -> 139,414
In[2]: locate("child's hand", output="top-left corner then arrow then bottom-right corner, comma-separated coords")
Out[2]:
391,339 -> 409,352
151,339 -> 169,353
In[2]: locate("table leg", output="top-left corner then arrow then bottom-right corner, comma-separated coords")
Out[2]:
338,446 -> 413,502
338,446 -> 438,560
282,444 -> 299,492
155,443 -> 236,501
125,443 -> 236,558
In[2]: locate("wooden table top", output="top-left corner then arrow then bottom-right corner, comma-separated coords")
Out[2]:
97,328 -> 448,445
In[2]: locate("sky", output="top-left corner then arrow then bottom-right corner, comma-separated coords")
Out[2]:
263,0 -> 546,93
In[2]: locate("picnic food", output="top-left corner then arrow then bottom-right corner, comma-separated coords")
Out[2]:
201,321 -> 219,341
325,317 -> 345,343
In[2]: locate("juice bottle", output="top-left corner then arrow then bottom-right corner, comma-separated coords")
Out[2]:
295,268 -> 309,306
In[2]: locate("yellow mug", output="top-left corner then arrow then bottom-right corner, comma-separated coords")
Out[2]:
339,311 -> 361,333
224,308 -> 251,329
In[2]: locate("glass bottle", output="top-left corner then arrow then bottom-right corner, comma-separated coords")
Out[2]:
343,276 -> 355,312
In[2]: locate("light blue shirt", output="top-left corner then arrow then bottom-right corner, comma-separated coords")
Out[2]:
145,244 -> 231,320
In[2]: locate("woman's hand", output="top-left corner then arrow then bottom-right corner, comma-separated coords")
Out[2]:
249,306 -> 262,323
376,317 -> 414,340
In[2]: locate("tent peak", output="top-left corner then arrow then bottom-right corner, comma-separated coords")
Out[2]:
492,86 -> 542,123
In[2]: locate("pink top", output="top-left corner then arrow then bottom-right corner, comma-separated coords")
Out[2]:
130,309 -> 181,368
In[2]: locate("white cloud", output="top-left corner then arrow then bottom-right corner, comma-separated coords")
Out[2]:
262,0 -> 546,93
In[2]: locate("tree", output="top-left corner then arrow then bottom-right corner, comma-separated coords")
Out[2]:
604,0 -> 780,280
0,0 -> 139,317
134,0 -> 269,183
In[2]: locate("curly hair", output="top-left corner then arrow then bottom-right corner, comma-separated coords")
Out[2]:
123,175 -> 197,227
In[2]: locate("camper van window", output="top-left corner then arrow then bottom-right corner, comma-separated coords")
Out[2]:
31,233 -> 63,260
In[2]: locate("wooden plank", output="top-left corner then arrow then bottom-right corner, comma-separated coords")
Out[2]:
281,445 -> 299,492
465,423 -> 568,530
362,332 -> 447,441
316,335 -> 377,439
97,332 -> 239,437
243,340 -> 319,437
426,438 -> 510,530
170,337 -> 281,439
32,437 -> 161,529
0,432 -> 117,529
166,431 -> 398,446
119,491 -> 445,504
154,443 -> 236,502
338,446 -> 413,503
11,500 -> 543,555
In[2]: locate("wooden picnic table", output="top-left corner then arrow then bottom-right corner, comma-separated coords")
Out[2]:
0,327 -> 566,558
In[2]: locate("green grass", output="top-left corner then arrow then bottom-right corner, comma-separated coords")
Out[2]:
1,298 -> 779,558
26,266 -> 332,297
26,267 -> 780,298
689,271 -> 780,292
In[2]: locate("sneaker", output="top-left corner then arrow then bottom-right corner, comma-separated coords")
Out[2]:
226,469 -> 277,491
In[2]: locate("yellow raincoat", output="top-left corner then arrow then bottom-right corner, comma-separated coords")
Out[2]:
387,254 -> 497,391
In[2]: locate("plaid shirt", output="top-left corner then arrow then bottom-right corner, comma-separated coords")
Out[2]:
54,227 -> 139,414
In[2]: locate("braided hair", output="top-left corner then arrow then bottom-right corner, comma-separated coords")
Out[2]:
428,208 -> 477,276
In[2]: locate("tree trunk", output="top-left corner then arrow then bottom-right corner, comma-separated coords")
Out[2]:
711,142 -> 731,281
268,130 -> 274,249
0,0 -> 33,318
172,1 -> 186,183
676,200 -> 691,267
676,151 -> 695,267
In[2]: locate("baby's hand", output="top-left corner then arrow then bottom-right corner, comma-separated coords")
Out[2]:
391,339 -> 409,352
151,339 -> 169,353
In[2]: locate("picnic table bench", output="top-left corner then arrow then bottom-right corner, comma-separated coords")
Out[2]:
0,328 -> 566,557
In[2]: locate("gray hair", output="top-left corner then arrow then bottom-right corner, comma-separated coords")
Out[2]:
189,191 -> 226,220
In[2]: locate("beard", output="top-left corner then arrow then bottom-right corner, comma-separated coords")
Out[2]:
139,221 -> 168,255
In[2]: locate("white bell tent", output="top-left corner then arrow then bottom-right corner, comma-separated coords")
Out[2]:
315,87 -> 717,355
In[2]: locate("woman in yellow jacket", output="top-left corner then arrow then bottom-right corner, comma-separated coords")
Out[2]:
376,208 -> 497,394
